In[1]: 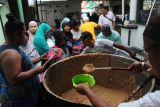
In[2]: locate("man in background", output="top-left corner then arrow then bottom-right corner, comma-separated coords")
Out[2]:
98,5 -> 116,29
97,24 -> 121,43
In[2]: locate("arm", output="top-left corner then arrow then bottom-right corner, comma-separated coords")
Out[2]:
2,58 -> 47,86
31,56 -> 41,64
128,61 -> 152,73
15,66 -> 44,82
85,88 -> 112,107
143,62 -> 152,70
31,53 -> 46,64
77,83 -> 112,107
95,39 -> 134,58
113,43 -> 136,59
92,22 -> 100,29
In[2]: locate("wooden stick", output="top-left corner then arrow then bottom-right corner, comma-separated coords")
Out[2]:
111,67 -> 129,71
44,53 -> 55,65
43,53 -> 56,71
95,67 -> 129,71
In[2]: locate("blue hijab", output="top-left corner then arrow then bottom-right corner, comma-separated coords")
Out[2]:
34,23 -> 51,55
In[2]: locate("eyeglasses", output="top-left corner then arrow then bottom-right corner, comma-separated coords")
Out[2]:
144,45 -> 160,52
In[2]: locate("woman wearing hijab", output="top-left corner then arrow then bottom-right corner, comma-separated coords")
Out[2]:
21,21 -> 39,59
33,23 -> 51,55
60,17 -> 70,31
62,22 -> 74,56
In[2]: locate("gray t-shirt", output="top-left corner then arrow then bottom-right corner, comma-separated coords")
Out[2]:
82,40 -> 131,59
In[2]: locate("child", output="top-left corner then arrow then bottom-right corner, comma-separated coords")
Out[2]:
70,20 -> 83,55
62,22 -> 74,56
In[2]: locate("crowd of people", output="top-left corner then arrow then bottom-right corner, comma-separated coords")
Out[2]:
0,4 -> 160,107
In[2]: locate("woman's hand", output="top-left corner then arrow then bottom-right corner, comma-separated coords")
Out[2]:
36,59 -> 51,74
76,83 -> 111,107
35,66 -> 45,74
76,83 -> 91,95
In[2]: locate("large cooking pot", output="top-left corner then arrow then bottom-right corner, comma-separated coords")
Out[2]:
43,54 -> 155,107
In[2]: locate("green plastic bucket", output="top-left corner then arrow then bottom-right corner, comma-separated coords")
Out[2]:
72,74 -> 95,88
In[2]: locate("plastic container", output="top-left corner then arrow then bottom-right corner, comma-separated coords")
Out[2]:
72,74 -> 95,88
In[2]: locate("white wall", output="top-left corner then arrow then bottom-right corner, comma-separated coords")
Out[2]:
121,25 -> 146,49
38,1 -> 81,26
